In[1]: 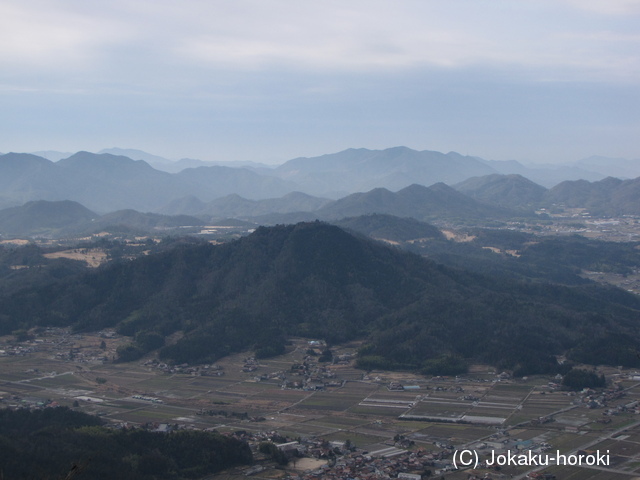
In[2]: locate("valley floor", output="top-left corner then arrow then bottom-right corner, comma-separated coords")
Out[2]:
1,331 -> 640,479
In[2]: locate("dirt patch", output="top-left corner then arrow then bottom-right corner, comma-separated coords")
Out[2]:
482,246 -> 521,257
374,237 -> 400,246
43,248 -> 108,267
0,239 -> 30,245
442,230 -> 476,242
289,458 -> 327,472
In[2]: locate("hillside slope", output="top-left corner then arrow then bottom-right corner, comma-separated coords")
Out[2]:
1,222 -> 639,373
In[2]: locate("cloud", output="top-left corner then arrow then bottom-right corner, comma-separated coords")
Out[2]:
0,1 -> 136,70
2,0 -> 638,83
563,0 -> 640,15
1,0 -> 639,163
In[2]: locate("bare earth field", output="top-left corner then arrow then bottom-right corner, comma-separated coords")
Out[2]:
42,247 -> 108,267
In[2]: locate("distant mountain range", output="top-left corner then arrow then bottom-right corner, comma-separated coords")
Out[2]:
311,182 -> 519,222
576,156 -> 640,180
0,200 -> 205,238
98,148 -> 274,173
544,177 -> 640,216
1,146 -> 639,217
269,147 -> 496,196
270,147 -> 640,191
6,170 -> 640,238
457,174 -> 640,216
164,182 -> 525,226
454,174 -> 547,210
0,151 -> 296,212
161,191 -> 332,218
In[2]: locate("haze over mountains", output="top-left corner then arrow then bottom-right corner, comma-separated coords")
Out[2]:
2,146 -> 640,237
1,146 -> 638,218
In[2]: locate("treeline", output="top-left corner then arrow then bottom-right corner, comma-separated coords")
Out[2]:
0,407 -> 252,479
562,368 -> 606,390
0,237 -> 207,298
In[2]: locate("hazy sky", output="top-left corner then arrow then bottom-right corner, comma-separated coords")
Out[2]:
1,0 -> 639,164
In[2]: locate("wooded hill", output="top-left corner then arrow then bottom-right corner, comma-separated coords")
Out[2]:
0,200 -> 207,237
335,214 -> 640,285
1,222 -> 639,375
456,173 -> 640,216
0,407 -> 252,479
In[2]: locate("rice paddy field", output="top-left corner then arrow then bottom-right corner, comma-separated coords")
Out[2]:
1,331 -> 640,479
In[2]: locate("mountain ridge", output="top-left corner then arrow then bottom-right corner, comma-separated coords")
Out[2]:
1,146 -> 636,214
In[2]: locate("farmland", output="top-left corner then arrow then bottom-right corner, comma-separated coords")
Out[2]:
1,330 -> 640,479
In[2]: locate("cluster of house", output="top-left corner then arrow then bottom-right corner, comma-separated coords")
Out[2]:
282,360 -> 344,391
1,327 -> 113,364
242,356 -> 260,372
601,399 -> 640,416
55,346 -> 108,364
131,394 -> 163,404
0,394 -> 58,409
141,358 -> 225,376
0,344 -> 35,356
225,429 -> 456,479
571,383 -> 640,414
285,446 -> 450,480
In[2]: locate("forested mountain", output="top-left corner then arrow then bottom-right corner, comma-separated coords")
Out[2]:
0,152 -> 297,212
0,200 -> 206,238
310,183 -> 521,222
336,214 -> 640,286
98,147 -> 174,167
174,165 -> 297,200
0,153 -> 69,205
47,152 -> 188,212
272,147 -> 498,196
454,174 -> 547,210
480,158 -> 605,188
448,172 -> 640,216
2,222 -> 639,375
0,200 -> 96,236
2,148 -> 634,215
543,176 -> 640,215
0,243 -> 91,296
270,146 -> 628,192
162,191 -> 332,218
246,183 -> 524,225
335,214 -> 445,243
